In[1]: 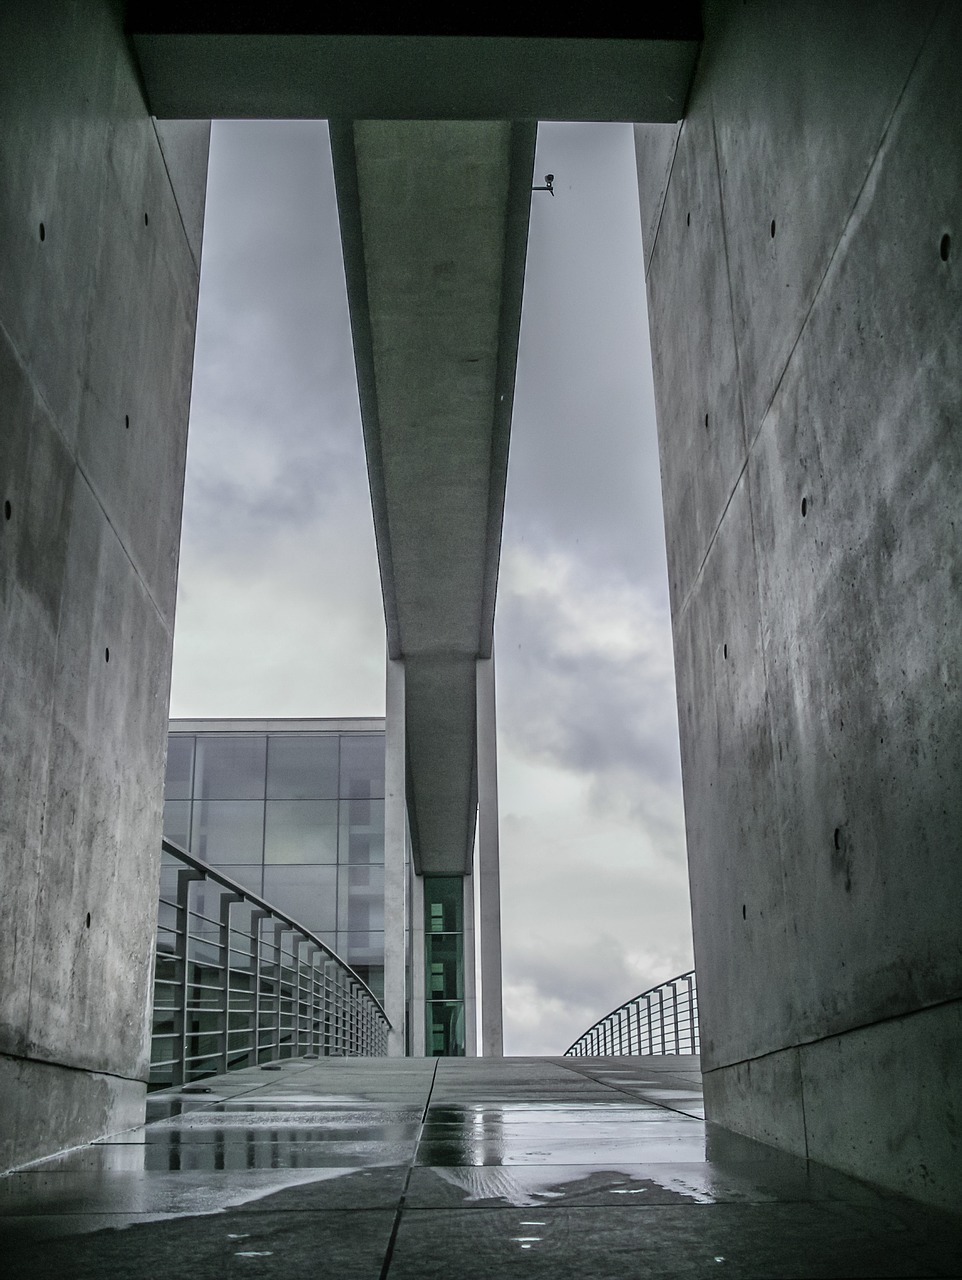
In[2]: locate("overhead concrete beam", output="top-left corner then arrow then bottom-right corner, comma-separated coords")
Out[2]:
127,11 -> 700,123
331,121 -> 534,876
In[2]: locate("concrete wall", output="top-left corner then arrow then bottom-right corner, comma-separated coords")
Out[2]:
0,1 -> 207,1168
638,0 -> 961,1210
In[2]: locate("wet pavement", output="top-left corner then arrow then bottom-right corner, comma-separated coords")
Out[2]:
1,1055 -> 960,1277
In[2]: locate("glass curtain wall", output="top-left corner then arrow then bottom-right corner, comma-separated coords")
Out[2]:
424,876 -> 465,1055
163,730 -> 386,1001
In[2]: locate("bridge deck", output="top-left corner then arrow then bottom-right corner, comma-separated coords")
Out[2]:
1,1056 -> 958,1277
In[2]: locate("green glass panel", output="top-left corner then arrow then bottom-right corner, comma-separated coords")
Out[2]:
426,1001 -> 465,1056
425,932 -> 463,999
424,876 -> 462,934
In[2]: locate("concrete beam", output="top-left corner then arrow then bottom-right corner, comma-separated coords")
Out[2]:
127,13 -> 700,123
332,121 -> 534,876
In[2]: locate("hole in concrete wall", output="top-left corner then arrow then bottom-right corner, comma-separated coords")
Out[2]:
105,647 -> 110,663
834,827 -> 841,850
85,912 -> 91,928
742,904 -> 746,919
686,211 -> 690,227
801,496 -> 807,517
704,413 -> 709,429
723,643 -> 728,659
144,212 -> 149,227
125,414 -> 130,429
770,219 -> 776,238
3,500 -> 10,520
940,233 -> 951,262
39,222 -> 45,242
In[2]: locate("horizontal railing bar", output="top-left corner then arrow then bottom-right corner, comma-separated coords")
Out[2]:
163,838 -> 387,1020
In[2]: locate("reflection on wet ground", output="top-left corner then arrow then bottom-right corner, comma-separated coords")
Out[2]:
1,1055 -> 960,1278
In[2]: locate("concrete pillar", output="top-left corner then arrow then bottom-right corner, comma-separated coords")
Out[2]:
411,865 -> 426,1056
476,655 -> 503,1056
462,867 -> 478,1056
637,0 -> 962,1212
383,657 -> 407,1056
0,0 -> 208,1169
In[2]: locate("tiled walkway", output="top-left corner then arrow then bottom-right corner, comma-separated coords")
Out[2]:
1,1056 -> 959,1277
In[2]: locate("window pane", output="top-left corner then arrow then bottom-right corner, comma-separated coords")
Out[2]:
336,931 -> 384,966
266,735 -> 339,799
194,735 -> 266,800
162,800 -> 190,850
191,799 -> 264,864
339,797 -> 385,864
339,734 -> 385,799
424,876 -> 463,934
264,800 -> 338,864
426,1001 -> 465,1056
164,736 -> 194,800
262,865 -> 337,934
337,864 -> 384,932
426,932 -> 463,999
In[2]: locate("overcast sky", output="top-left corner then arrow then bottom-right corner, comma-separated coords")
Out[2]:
169,119 -> 693,1055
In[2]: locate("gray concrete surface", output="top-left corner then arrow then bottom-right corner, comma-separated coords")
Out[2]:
477,656 -> 504,1056
330,120 -> 534,878
638,0 -> 962,1210
2,1056 -> 959,1278
0,0 -> 207,1166
129,23 -> 700,123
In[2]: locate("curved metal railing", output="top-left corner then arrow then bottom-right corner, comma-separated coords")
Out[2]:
150,839 -> 390,1087
564,970 -> 699,1057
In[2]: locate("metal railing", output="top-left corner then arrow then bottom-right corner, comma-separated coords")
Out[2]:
564,970 -> 699,1057
150,839 -> 390,1087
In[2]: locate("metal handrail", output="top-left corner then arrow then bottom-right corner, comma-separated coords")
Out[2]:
150,839 -> 390,1086
563,970 -> 699,1057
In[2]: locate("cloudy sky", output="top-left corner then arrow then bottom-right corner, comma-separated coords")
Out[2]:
169,119 -> 693,1055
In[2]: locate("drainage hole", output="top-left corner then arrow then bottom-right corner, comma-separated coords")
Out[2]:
125,414 -> 129,429
770,218 -> 776,238
742,904 -> 747,920
723,643 -> 728,659
3,500 -> 10,520
105,647 -> 110,663
144,211 -> 149,227
704,412 -> 709,429
834,827 -> 841,850
940,232 -> 951,262
85,912 -> 91,929
801,496 -> 807,517
687,211 -> 691,227
39,222 -> 46,242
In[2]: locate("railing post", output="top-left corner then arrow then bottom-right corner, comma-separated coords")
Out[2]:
219,891 -> 241,1074
250,910 -> 267,1065
173,867 -> 203,1087
672,980 -> 681,1053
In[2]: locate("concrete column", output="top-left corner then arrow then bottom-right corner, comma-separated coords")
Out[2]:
462,867 -> 478,1056
476,655 -> 503,1056
383,657 -> 407,1056
411,867 -> 426,1056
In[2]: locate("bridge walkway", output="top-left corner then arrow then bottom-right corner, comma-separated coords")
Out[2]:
1,1056 -> 959,1277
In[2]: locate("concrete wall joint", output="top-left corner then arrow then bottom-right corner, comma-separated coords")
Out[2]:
701,992 -> 962,1077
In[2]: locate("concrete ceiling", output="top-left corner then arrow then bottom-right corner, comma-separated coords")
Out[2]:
332,121 -> 536,876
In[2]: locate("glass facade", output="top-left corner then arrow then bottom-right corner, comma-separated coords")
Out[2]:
424,876 -> 465,1056
163,726 -> 386,1002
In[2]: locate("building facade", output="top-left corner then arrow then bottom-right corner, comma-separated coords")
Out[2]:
163,719 -> 393,1007
161,717 -> 484,1058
